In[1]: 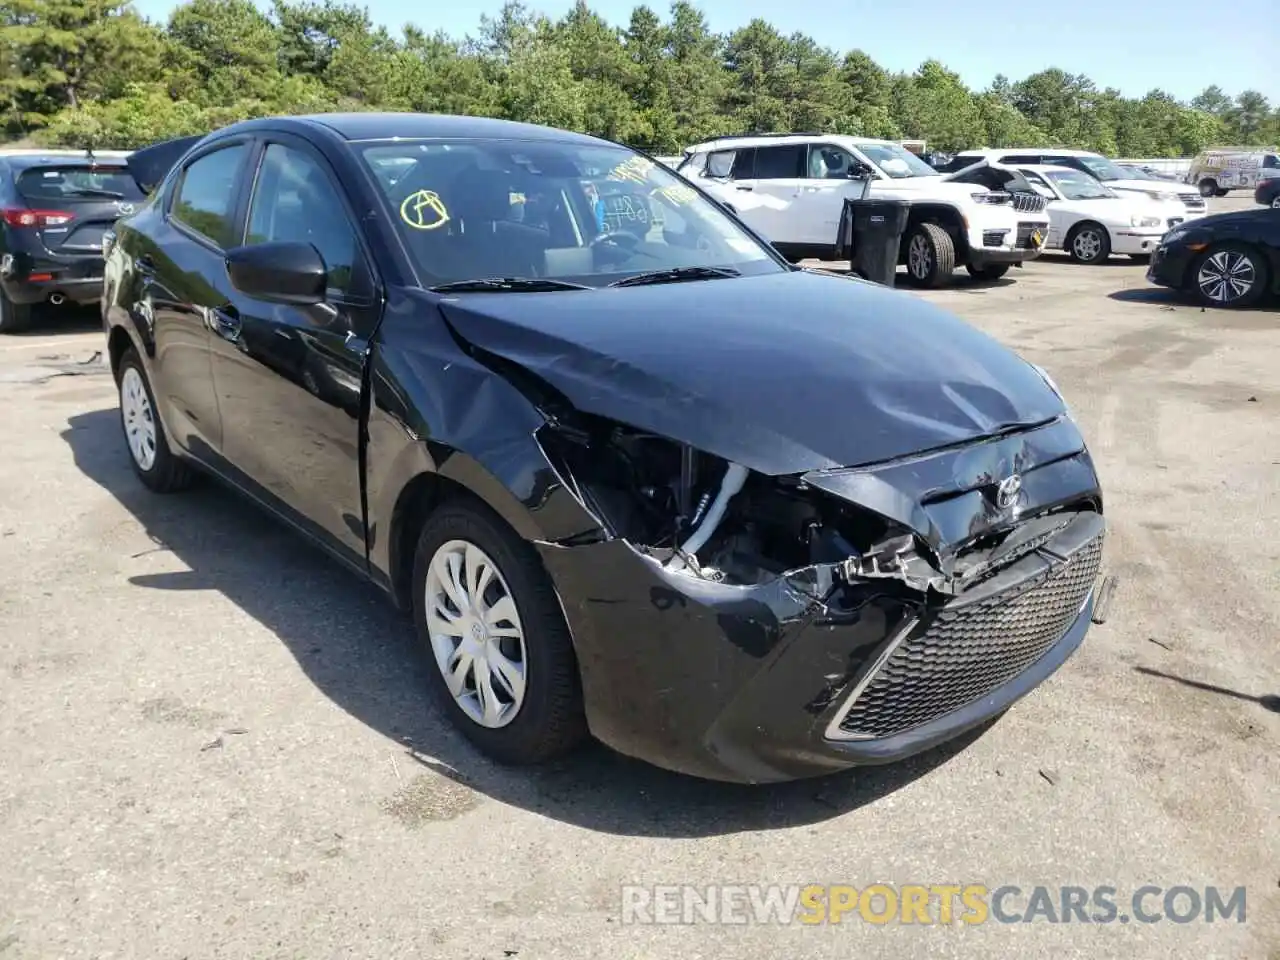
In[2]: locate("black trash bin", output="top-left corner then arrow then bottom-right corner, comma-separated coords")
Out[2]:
849,198 -> 911,287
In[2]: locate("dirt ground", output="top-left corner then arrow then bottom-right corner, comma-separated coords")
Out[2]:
1,197 -> 1277,959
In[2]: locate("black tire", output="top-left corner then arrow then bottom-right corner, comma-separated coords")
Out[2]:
1067,222 -> 1111,264
965,263 -> 1010,281
0,288 -> 33,334
1198,178 -> 1218,198
902,222 -> 956,288
1189,243 -> 1268,308
1272,195 -> 1280,210
1128,253 -> 1151,263
116,349 -> 196,493
411,500 -> 587,766
1214,188 -> 1229,197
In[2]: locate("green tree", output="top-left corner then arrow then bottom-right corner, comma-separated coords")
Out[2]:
1226,90 -> 1272,144
166,0 -> 280,103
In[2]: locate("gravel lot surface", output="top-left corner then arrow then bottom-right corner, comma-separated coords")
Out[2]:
1,196 -> 1276,959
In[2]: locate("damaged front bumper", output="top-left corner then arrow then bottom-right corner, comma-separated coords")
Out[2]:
536,416 -> 1106,783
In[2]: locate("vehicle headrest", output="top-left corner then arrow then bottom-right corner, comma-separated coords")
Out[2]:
444,167 -> 514,223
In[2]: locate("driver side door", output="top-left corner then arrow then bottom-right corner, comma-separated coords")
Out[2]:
209,134 -> 382,570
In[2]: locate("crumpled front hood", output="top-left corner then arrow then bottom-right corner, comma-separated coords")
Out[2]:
432,271 -> 1065,476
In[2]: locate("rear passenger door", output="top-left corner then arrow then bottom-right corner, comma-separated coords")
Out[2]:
142,137 -> 255,459
746,144 -> 809,245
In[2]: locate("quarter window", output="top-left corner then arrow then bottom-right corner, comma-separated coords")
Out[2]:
171,144 -> 248,248
706,151 -> 737,178
245,143 -> 366,298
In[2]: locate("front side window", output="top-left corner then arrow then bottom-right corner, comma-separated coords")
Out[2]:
245,143 -> 365,297
807,145 -> 858,179
358,139 -> 783,288
857,142 -> 939,179
1262,154 -> 1279,170
172,144 -> 249,247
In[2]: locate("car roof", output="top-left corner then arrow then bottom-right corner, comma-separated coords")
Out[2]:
221,112 -> 615,147
685,133 -> 899,152
957,147 -> 1100,158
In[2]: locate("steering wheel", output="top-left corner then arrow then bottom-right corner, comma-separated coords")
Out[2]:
590,230 -> 641,251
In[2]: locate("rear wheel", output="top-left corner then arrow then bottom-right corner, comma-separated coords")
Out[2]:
1214,188 -> 1229,197
902,222 -> 955,288
1190,243 -> 1267,308
116,349 -> 196,492
411,501 -> 587,765
1067,223 -> 1111,264
1270,195 -> 1280,209
0,289 -> 32,334
1198,178 -> 1219,198
965,263 -> 1010,281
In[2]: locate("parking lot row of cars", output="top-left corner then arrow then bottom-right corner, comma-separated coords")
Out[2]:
2,134 -> 1279,335
673,134 -> 1280,305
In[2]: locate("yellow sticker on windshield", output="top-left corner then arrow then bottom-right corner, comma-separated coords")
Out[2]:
400,190 -> 450,231
608,156 -> 655,185
654,184 -> 696,206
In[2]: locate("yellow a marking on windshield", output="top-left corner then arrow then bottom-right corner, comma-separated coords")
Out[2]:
400,189 -> 450,230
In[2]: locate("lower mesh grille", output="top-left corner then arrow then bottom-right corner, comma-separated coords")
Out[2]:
835,532 -> 1104,740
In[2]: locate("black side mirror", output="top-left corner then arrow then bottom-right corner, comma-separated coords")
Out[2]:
225,241 -> 327,305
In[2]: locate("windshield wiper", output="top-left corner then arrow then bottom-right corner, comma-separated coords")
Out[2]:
62,188 -> 126,199
429,277 -> 590,293
608,266 -> 741,287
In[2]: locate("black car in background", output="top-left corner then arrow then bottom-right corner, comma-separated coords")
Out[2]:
102,113 -> 1106,783
1255,176 -> 1280,209
0,149 -> 145,333
1147,207 -> 1280,307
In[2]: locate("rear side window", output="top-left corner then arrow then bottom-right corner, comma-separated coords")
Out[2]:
754,145 -> 805,179
171,144 -> 249,248
1263,154 -> 1279,170
1001,155 -> 1042,165
16,166 -> 144,204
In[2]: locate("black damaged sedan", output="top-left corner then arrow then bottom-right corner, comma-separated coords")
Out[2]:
103,113 -> 1106,783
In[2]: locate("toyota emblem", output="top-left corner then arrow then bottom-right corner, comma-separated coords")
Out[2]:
995,474 -> 1022,510
115,201 -> 135,215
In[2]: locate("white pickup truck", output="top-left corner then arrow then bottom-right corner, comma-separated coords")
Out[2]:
677,133 -> 1051,287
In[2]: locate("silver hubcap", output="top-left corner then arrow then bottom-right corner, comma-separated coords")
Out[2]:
907,234 -> 932,278
1271,196 -> 1280,209
1197,250 -> 1256,303
424,539 -> 527,729
1073,229 -> 1102,261
120,367 -> 157,471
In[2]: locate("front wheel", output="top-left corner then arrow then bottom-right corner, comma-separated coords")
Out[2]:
1068,223 -> 1111,264
411,501 -> 587,766
1198,179 -> 1219,198
1271,195 -> 1280,210
0,288 -> 32,334
902,223 -> 956,288
1190,243 -> 1268,308
965,263 -> 1010,282
1214,188 -> 1229,198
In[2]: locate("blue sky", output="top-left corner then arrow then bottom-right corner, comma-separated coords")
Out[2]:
134,0 -> 1279,103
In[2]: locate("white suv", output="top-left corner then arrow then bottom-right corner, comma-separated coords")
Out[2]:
677,134 -> 1051,287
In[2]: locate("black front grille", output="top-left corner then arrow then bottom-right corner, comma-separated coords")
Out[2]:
836,532 -> 1104,740
1014,221 -> 1042,249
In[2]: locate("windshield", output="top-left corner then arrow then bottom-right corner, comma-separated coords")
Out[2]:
1075,155 -> 1130,182
1119,164 -> 1155,180
1046,170 -> 1112,200
357,140 -> 782,288
857,143 -> 940,179
16,165 -> 145,203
